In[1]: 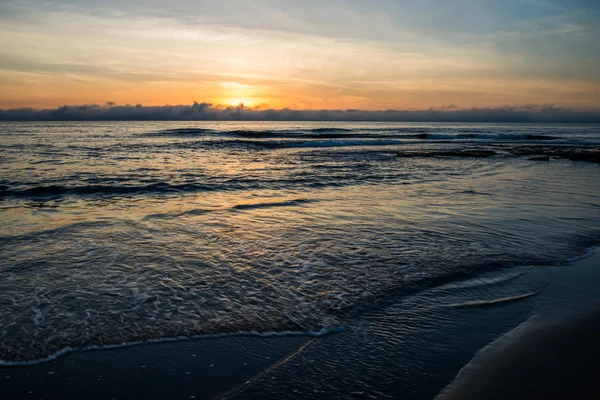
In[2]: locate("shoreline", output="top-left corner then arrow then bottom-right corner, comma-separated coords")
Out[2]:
2,249 -> 598,399
0,326 -> 344,368
4,247 -> 597,368
438,248 -> 600,399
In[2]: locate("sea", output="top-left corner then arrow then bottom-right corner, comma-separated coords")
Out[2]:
1,121 -> 600,399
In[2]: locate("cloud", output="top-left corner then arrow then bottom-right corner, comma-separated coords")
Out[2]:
2,1 -> 599,112
1,102 -> 599,123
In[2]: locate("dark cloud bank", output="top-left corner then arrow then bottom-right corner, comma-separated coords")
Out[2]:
1,102 -> 600,123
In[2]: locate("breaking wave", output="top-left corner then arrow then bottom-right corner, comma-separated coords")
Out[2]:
137,127 -> 565,143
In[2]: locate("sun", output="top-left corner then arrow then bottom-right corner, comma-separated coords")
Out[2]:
227,98 -> 253,107
218,82 -> 257,107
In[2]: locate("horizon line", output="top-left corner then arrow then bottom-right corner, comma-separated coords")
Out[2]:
1,102 -> 600,123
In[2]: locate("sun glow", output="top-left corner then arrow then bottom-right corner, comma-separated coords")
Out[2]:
218,82 -> 259,107
226,98 -> 253,107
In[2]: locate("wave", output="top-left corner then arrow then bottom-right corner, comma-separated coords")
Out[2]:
0,325 -> 344,366
227,130 -> 278,138
472,133 -> 559,141
0,177 -> 358,199
399,133 -> 561,141
0,182 -> 220,198
397,149 -> 497,158
287,139 -> 405,148
140,127 -> 563,143
232,131 -> 401,139
201,138 -> 404,149
437,270 -> 527,291
143,128 -> 215,137
143,198 -> 315,220
2,244 -> 598,365
309,128 -> 353,133
231,198 -> 313,210
228,128 -> 353,137
443,292 -> 539,309
567,245 -> 599,262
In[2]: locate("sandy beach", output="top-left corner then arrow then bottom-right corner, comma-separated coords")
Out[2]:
439,249 -> 600,400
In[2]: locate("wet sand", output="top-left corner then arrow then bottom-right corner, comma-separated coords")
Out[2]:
2,250 -> 599,399
1,335 -> 312,400
439,250 -> 600,400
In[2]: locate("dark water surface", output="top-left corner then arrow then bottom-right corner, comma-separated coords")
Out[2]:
1,121 -> 600,398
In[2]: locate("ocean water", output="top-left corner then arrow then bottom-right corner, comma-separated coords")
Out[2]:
1,121 -> 600,368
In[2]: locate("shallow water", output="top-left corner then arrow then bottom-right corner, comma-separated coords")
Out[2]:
1,121 -> 599,364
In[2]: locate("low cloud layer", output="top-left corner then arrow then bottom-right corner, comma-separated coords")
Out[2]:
1,102 -> 599,123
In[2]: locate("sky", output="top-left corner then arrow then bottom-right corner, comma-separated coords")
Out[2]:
0,0 -> 599,111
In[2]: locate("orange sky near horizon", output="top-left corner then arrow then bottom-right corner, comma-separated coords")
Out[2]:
1,1 -> 599,111
2,73 -> 598,111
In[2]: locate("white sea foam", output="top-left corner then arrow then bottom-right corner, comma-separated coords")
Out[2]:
2,121 -> 599,369
0,326 -> 345,367
567,246 -> 599,262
